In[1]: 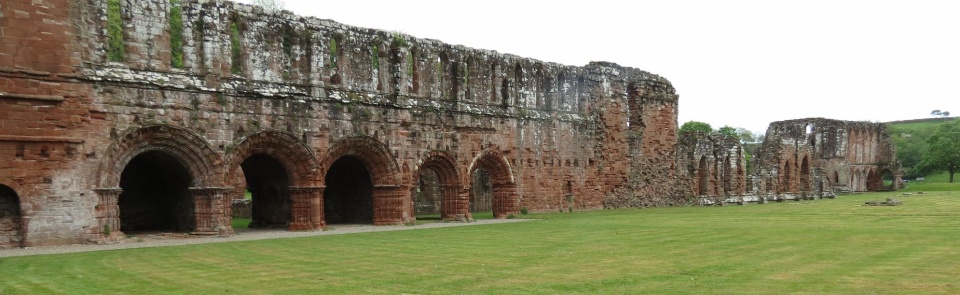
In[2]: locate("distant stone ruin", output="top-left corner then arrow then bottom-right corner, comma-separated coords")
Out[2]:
749,118 -> 902,200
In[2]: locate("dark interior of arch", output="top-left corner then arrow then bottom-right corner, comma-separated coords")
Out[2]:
324,156 -> 373,224
241,154 -> 290,228
470,168 -> 492,213
119,151 -> 193,232
415,168 -> 441,217
0,185 -> 22,249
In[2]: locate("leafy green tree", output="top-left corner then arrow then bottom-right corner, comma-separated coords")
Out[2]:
919,120 -> 960,183
679,121 -> 712,134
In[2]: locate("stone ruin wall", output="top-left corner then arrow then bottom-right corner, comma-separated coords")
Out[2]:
675,132 -> 747,203
0,0 -> 683,246
750,118 -> 902,199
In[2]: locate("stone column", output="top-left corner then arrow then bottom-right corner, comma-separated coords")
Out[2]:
190,187 -> 233,235
311,186 -> 325,229
373,185 -> 405,225
93,188 -> 123,242
289,186 -> 323,230
441,184 -> 470,221
492,183 -> 518,219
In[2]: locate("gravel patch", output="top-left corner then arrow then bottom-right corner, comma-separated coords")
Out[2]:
0,218 -> 532,258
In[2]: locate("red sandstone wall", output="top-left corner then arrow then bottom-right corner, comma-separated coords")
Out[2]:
0,0 -> 683,246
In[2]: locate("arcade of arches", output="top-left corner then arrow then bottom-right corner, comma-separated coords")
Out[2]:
87,126 -> 521,238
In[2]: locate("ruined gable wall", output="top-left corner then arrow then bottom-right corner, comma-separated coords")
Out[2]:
0,0 -> 682,245
751,118 -> 901,197
675,132 -> 746,200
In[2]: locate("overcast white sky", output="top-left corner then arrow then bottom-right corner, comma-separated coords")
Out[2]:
239,0 -> 959,133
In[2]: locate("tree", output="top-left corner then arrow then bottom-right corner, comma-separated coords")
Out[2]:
931,109 -> 942,116
919,119 -> 960,183
679,121 -> 712,134
942,111 -> 951,117
717,126 -> 737,137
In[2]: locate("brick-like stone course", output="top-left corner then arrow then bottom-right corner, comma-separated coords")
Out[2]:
0,0 -> 694,246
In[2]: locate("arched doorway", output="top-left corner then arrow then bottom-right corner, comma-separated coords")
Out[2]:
324,156 -> 374,224
698,156 -> 709,196
0,185 -> 22,249
241,154 -> 290,228
118,151 -> 194,232
415,169 -> 442,217
470,168 -> 493,214
415,151 -> 465,221
321,137 -> 404,225
800,156 -> 811,193
95,125 -> 226,238
880,169 -> 895,190
468,149 -> 518,219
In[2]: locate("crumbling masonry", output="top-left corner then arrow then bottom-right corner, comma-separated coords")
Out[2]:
750,118 -> 902,200
0,0 -> 688,247
0,1 -> 899,248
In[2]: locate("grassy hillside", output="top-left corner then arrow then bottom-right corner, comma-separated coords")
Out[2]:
886,117 -> 958,178
2,192 -> 959,294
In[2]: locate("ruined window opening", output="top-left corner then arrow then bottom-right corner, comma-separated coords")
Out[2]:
371,45 -> 380,72
833,171 -> 840,184
323,156 -> 374,224
566,181 -> 573,194
805,124 -> 814,135
15,143 -> 24,159
450,62 -> 460,101
490,63 -> 498,103
107,0 -> 125,62
229,21 -> 243,75
0,185 -> 22,249
240,154 -> 291,229
119,151 -> 194,233
514,63 -> 523,104
470,168 -> 493,213
328,37 -> 340,84
169,0 -> 184,68
500,79 -> 509,106
557,72 -> 565,109
409,50 -> 419,94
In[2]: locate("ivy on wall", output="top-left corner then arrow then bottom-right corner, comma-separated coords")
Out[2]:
107,0 -> 124,62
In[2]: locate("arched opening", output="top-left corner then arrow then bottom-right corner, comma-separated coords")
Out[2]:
240,154 -> 290,228
833,171 -> 840,185
723,156 -> 733,196
415,168 -> 442,218
800,156 -> 811,192
324,156 -> 374,224
698,156 -> 709,196
0,185 -> 23,249
119,151 -> 193,232
781,160 -> 792,193
469,149 -> 518,218
470,168 -> 493,215
880,169 -> 895,190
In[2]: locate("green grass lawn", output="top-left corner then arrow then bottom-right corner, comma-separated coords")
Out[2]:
3,192 -> 959,294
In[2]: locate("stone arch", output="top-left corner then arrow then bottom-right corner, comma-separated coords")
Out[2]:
413,150 -> 467,221
321,136 -> 404,225
93,125 -> 228,237
96,125 -> 222,188
224,130 -> 322,230
0,184 -> 23,249
225,130 -> 320,186
468,148 -> 519,218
